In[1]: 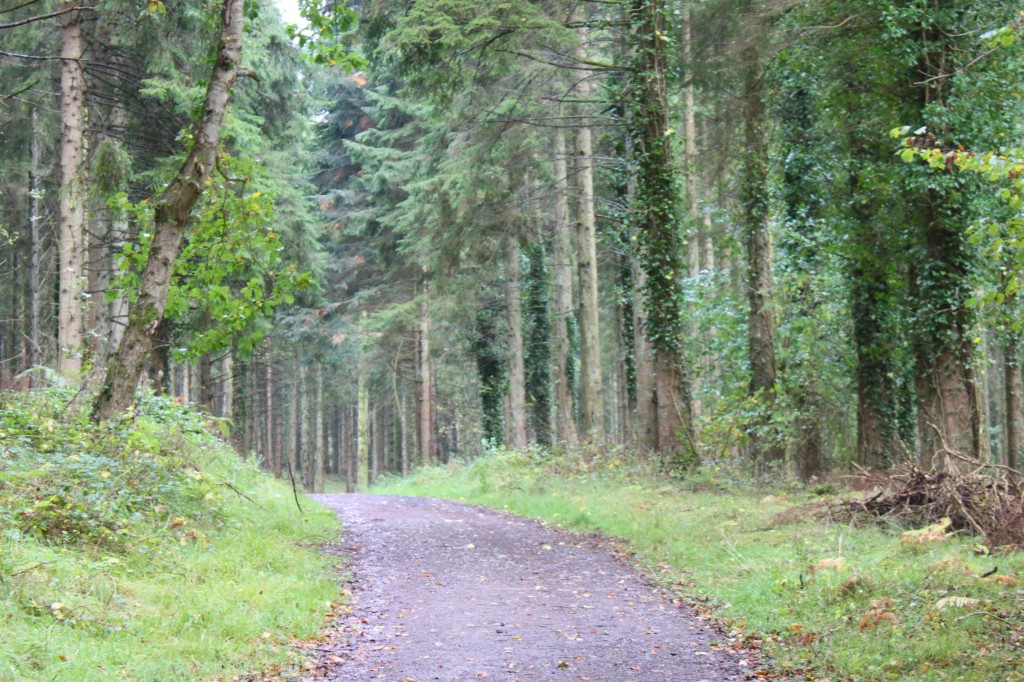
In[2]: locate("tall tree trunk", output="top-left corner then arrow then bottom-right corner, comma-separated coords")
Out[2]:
552,130 -> 578,448
909,18 -> 980,470
683,7 -> 701,278
292,364 -> 303,485
629,0 -> 693,456
311,363 -> 323,493
346,404 -> 357,493
369,407 -> 379,486
506,240 -> 528,449
1005,330 -> 1022,472
911,205 -> 979,468
741,46 -> 782,468
416,291 -> 438,463
265,358 -> 277,475
29,108 -> 46,377
358,361 -> 369,489
524,244 -> 552,446
332,403 -> 342,478
58,3 -> 87,380
392,348 -> 409,476
574,42 -> 604,442
92,0 -> 246,420
402,391 -> 412,476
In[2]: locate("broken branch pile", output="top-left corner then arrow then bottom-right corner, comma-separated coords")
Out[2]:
829,456 -> 1024,548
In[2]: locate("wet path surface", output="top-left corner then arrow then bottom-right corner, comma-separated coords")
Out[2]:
308,494 -> 756,681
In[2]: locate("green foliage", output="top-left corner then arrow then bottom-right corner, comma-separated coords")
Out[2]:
289,0 -> 364,69
472,299 -> 507,445
0,390 -> 222,549
108,159 -> 313,359
897,132 -> 1024,310
628,0 -> 686,357
0,389 -> 339,681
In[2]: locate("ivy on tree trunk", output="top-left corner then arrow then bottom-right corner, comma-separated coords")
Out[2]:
92,0 -> 246,421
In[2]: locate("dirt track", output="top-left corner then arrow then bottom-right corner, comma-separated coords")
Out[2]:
308,494 -> 758,681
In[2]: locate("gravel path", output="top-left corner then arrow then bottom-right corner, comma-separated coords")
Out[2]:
308,493 -> 757,681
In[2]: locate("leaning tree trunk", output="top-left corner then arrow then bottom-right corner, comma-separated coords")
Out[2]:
92,0 -> 246,420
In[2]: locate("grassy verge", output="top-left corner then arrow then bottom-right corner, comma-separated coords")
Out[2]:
372,447 -> 1024,682
0,389 -> 339,682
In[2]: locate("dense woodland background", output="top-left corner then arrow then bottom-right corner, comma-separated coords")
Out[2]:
2,0 -> 1024,491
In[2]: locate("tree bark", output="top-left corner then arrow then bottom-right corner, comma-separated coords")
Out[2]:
629,0 -> 693,456
683,7 -> 701,278
265,358 -> 278,475
92,0 -> 246,420
573,41 -> 604,442
346,404 -> 356,493
505,240 -> 528,449
416,290 -> 438,463
29,108 -> 46,377
1005,330 -> 1022,472
358,359 -> 370,489
58,2 -> 87,380
741,45 -> 782,468
314,363 -> 325,493
552,129 -> 578,448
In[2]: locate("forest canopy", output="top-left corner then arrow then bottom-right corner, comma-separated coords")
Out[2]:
1,0 -> 1023,489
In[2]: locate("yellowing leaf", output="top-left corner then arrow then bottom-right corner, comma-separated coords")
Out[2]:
901,518 -> 952,544
935,596 -> 980,610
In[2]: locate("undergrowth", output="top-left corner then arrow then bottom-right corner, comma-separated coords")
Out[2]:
0,388 -> 339,682
373,445 -> 1024,682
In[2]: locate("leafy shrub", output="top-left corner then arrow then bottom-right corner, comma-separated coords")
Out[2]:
0,390 -> 226,550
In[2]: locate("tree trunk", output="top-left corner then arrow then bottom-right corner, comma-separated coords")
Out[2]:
632,262 -> 657,449
346,404 -> 357,493
265,358 -> 278,475
683,7 -> 701,277
392,348 -> 409,476
506,240 -> 528,449
358,361 -> 369,489
416,291 -> 438,463
552,129 -> 578,448
741,46 -> 782,468
58,3 -> 87,380
92,0 -> 246,420
314,363 -> 325,493
1005,330 -> 1022,472
573,44 -> 604,442
292,364 -> 303,485
29,108 -> 46,377
402,391 -> 412,476
369,407 -> 379,486
629,0 -> 693,456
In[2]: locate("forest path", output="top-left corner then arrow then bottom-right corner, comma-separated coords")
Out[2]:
307,493 -> 758,681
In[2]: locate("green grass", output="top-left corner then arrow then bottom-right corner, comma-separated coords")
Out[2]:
0,390 -> 340,682
372,447 -> 1024,682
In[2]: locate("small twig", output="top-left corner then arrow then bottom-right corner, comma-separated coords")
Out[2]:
11,560 -> 56,577
220,481 -> 254,504
286,460 -> 304,515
